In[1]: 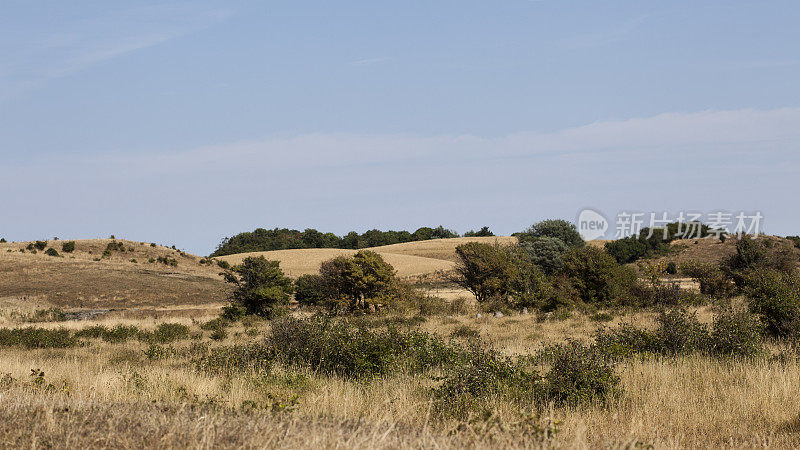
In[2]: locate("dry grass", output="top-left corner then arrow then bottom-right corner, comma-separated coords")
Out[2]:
0,239 -> 227,311
217,248 -> 456,278
1,308 -> 800,448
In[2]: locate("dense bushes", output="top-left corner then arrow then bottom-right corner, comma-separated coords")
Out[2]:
222,256 -> 294,317
453,243 -> 550,308
0,327 -> 76,348
595,308 -> 765,358
744,269 -> 800,339
293,274 -> 327,306
268,315 -> 456,378
605,222 -> 714,264
559,246 -> 637,306
61,241 -> 75,253
540,340 -> 620,406
211,226 -> 462,257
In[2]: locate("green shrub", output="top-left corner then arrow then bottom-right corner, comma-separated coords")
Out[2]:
542,340 -> 619,406
293,274 -> 327,306
148,323 -> 190,343
453,242 -> 544,305
156,256 -> 178,267
222,256 -> 294,317
44,248 -> 59,257
681,262 -> 734,298
517,219 -> 584,248
0,238 -> 6,243
655,308 -> 709,355
665,261 -> 677,274
268,316 -> 459,378
33,241 -> 47,251
519,236 -> 569,274
0,327 -> 76,348
594,323 -> 659,358
209,328 -> 228,341
559,246 -> 637,306
102,325 -> 141,343
74,325 -> 109,339
745,269 -> 800,339
709,309 -> 765,357
61,241 -> 75,253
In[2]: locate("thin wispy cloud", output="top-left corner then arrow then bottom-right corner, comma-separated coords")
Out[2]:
351,57 -> 391,66
561,14 -> 649,49
0,5 -> 231,100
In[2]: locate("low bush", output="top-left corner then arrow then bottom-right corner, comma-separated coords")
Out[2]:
293,274 -> 327,306
0,327 -> 76,348
268,316 -> 459,378
541,340 -> 620,406
61,241 -> 75,253
156,256 -> 178,267
709,309 -> 765,357
681,262 -> 735,298
33,241 -> 47,251
149,323 -> 190,344
44,248 -> 59,257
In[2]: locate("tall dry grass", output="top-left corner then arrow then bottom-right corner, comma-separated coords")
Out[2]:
1,310 -> 799,448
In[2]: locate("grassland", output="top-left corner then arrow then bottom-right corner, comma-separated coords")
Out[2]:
1,308 -> 800,448
2,236 -> 800,448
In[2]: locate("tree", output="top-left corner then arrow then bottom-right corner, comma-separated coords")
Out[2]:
453,242 -> 543,305
294,274 -> 327,306
559,246 -> 636,305
319,250 -> 397,311
464,226 -> 494,237
519,236 -> 569,274
222,256 -> 294,317
518,219 -> 584,248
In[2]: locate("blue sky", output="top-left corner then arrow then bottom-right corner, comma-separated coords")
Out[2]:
1,1 -> 798,254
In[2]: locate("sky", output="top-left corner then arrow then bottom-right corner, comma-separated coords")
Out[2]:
1,1 -> 798,255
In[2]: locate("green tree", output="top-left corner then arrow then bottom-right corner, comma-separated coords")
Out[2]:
559,246 -> 636,305
319,250 -> 397,311
464,226 -> 494,237
518,219 -> 584,248
222,256 -> 294,317
519,236 -> 569,274
294,274 -> 328,306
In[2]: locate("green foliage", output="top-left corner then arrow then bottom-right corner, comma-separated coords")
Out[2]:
517,219 -> 584,248
595,308 -> 765,358
223,256 -> 294,317
519,236 -> 569,274
0,327 -> 76,348
44,248 -> 59,257
210,226 -> 461,256
559,246 -> 637,306
149,323 -> 190,344
317,250 -> 398,312
61,241 -> 75,253
787,235 -> 800,249
744,269 -> 800,339
463,226 -> 494,237
709,309 -> 765,357
156,256 -> 178,267
724,236 -> 796,288
681,262 -> 734,297
0,238 -> 6,243
665,261 -> 678,275
541,340 -> 619,406
454,242 -> 545,306
293,274 -> 327,306
269,316 -> 458,378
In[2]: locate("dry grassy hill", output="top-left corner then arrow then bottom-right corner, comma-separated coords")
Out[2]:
0,239 -> 227,313
217,248 -> 455,278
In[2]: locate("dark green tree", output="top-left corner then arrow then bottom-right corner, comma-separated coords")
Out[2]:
222,256 -> 294,316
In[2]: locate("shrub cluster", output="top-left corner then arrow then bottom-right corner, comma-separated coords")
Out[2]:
594,308 -> 765,358
61,241 -> 75,253
0,327 -> 76,348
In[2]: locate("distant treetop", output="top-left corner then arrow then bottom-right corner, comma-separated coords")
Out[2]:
210,225 -> 462,257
